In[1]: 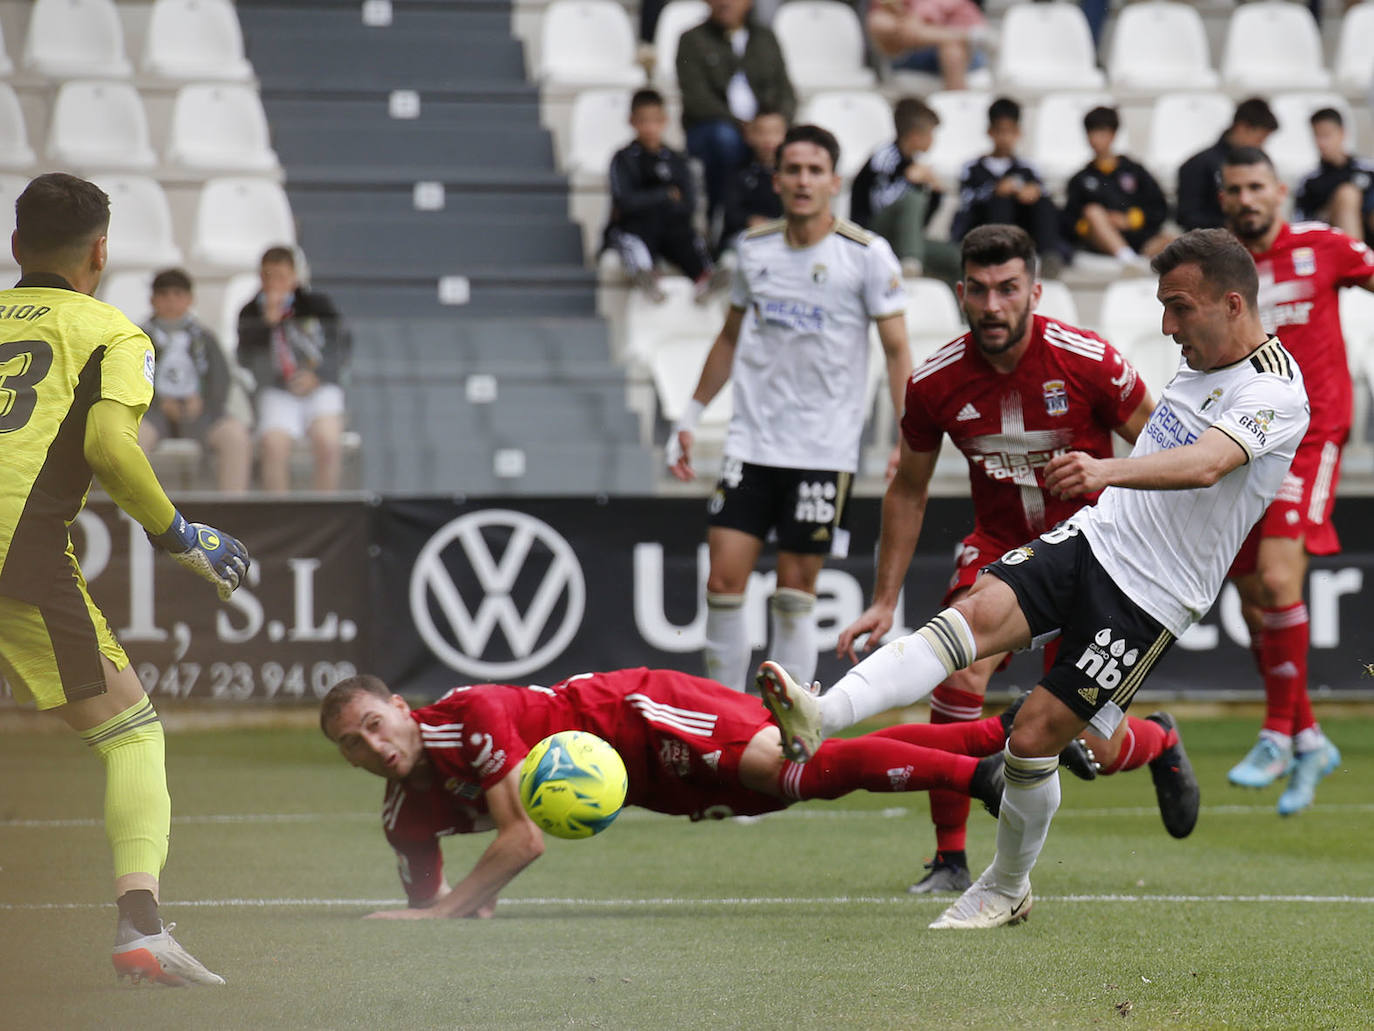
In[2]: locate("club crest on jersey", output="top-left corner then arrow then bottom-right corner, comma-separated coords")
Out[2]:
1042,380 -> 1069,416
1253,408 -> 1276,432
1199,387 -> 1224,412
1292,248 -> 1316,277
811,263 -> 828,284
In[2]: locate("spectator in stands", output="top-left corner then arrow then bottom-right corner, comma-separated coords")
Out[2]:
237,247 -> 347,492
677,0 -> 796,231
721,107 -> 787,251
138,269 -> 252,493
1062,105 -> 1173,273
952,97 -> 1066,276
866,0 -> 993,92
1295,108 -> 1374,247
604,88 -> 718,303
1176,97 -> 1278,232
850,96 -> 960,284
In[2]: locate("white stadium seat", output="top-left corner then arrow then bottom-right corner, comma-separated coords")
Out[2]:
563,89 -> 634,178
1107,1 -> 1219,94
538,0 -> 646,87
924,91 -> 991,188
0,85 -> 36,170
1145,92 -> 1234,191
1335,3 -> 1374,96
773,1 -> 876,92
904,276 -> 964,362
1265,93 -> 1357,184
1029,92 -> 1126,191
46,81 -> 156,172
1098,278 -> 1178,397
652,0 -> 709,88
1221,1 -> 1331,93
142,0 -> 254,81
1340,288 -> 1374,377
0,20 -> 14,77
622,276 -> 733,429
995,2 -> 1105,93
166,84 -> 280,174
97,269 -> 155,324
219,271 -> 263,350
799,91 -> 892,179
24,0 -> 131,79
191,177 -> 296,270
94,176 -> 184,268
0,174 -> 25,276
1035,280 -> 1080,327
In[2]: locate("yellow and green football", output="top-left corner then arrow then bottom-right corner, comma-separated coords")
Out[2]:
518,731 -> 628,840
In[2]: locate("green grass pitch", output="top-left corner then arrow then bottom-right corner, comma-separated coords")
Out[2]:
2,714 -> 1371,1030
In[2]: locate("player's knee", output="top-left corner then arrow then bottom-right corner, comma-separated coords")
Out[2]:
1255,563 -> 1302,608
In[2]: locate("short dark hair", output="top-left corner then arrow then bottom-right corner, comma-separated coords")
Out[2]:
776,124 -> 840,174
988,97 -> 1021,126
1310,107 -> 1343,129
1222,146 -> 1276,173
319,674 -> 393,738
1232,97 -> 1278,132
630,87 -> 665,112
1083,105 -> 1119,134
151,268 -> 193,294
260,245 -> 296,267
894,97 -> 939,137
14,172 -> 110,260
961,223 -> 1038,278
1150,228 -> 1259,309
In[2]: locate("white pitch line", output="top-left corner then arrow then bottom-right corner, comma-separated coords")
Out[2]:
2,893 -> 1371,913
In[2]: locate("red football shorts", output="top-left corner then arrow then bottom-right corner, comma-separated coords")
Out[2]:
1230,434 -> 1343,577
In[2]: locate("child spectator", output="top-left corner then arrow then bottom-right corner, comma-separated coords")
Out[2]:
138,269 -> 252,493
604,88 -> 718,302
720,107 -> 786,250
850,96 -> 960,283
1295,108 -> 1374,247
1062,106 -> 1173,272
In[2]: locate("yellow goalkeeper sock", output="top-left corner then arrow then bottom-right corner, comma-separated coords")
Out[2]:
80,697 -> 170,882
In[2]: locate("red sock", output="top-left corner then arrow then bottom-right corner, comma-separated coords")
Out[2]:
923,685 -> 983,854
1099,716 -> 1176,774
1291,685 -> 1317,735
778,736 -> 978,801
872,714 -> 1005,756
1260,603 -> 1307,737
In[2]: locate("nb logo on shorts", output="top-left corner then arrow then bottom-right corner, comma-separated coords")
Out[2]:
794,481 -> 837,524
1074,628 -> 1138,692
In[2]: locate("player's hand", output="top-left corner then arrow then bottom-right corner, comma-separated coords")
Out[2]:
364,907 -> 436,920
666,428 -> 695,481
469,902 -> 497,919
288,369 -> 320,396
837,603 -> 897,663
1043,451 -> 1110,499
151,512 -> 250,600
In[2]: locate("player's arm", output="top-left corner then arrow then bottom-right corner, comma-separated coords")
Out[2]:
1114,394 -> 1155,446
365,767 -> 544,921
837,440 -> 939,661
84,399 -> 249,598
1044,426 -> 1247,498
667,305 -> 746,481
875,307 -> 915,482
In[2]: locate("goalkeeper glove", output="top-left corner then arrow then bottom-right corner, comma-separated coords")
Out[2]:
150,511 -> 250,600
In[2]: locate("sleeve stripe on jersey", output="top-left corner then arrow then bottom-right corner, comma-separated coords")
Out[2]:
626,692 -> 718,736
1044,323 -> 1107,361
910,340 -> 967,383
1213,424 -> 1253,463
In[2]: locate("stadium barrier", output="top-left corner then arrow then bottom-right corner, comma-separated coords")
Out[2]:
6,495 -> 1372,704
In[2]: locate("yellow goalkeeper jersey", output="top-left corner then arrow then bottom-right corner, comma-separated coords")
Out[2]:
0,275 -> 154,603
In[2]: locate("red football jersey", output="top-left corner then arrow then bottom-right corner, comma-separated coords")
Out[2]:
1252,221 -> 1374,437
381,669 -> 781,905
902,315 -> 1147,548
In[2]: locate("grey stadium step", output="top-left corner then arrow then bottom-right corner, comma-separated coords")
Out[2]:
347,317 -> 618,368
286,185 -> 569,221
308,278 -> 598,319
360,440 -> 656,495
270,123 -> 556,180
301,216 -> 583,274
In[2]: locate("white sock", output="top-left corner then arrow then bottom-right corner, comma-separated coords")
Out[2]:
817,607 -> 976,736
986,747 -> 1061,897
1259,728 -> 1293,750
769,588 -> 817,689
704,593 -> 750,692
1294,725 -> 1325,753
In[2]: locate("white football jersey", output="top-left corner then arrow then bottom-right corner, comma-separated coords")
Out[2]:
1075,336 -> 1309,637
726,218 -> 905,472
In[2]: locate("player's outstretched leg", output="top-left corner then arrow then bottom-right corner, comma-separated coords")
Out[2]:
1142,712 -> 1200,839
113,922 -> 225,987
1276,738 -> 1341,816
756,660 -> 823,761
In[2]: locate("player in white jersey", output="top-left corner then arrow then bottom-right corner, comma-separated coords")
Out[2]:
668,124 -> 913,693
756,229 -> 1309,928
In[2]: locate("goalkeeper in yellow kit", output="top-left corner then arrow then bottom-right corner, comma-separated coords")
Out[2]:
0,174 -> 249,986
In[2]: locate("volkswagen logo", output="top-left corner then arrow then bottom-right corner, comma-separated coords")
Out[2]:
409,510 -> 585,679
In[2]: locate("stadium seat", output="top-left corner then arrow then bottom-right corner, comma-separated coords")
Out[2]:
924,91 -> 991,188
563,89 -> 635,178
23,0 -> 131,79
46,81 -> 156,172
1266,93 -> 1357,184
903,276 -> 964,362
622,276 -> 731,426
0,20 -> 14,77
0,85 -> 36,171
94,176 -> 184,268
1335,3 -> 1374,96
995,2 -> 1105,93
1145,92 -> 1234,191
773,1 -> 876,92
97,269 -> 155,323
1107,1 -> 1219,94
798,91 -> 892,179
1221,1 -> 1331,93
190,177 -> 296,270
538,0 -> 646,87
1036,279 -> 1080,327
142,0 -> 253,81
0,174 -> 24,276
166,84 -> 280,174
652,0 -> 709,88
219,271 -> 263,351
1341,288 -> 1374,377
1099,278 -> 1178,396
1029,92 -> 1125,191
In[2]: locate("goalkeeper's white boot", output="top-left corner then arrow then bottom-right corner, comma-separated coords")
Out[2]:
928,874 -> 1033,929
113,921 -> 225,986
755,660 -> 823,762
